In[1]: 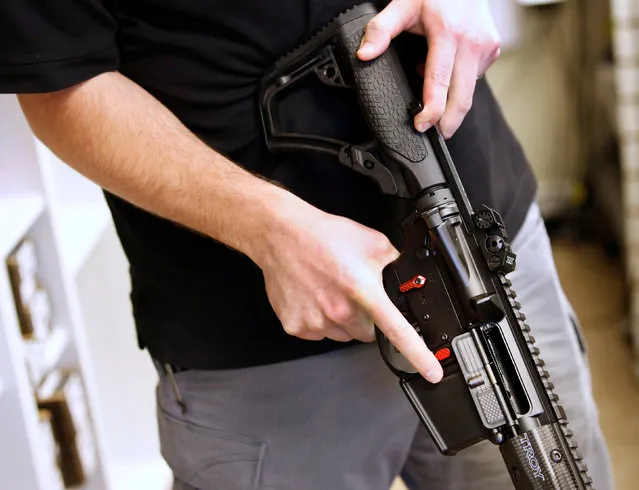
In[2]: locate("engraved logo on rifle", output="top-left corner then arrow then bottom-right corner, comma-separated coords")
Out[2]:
520,433 -> 545,481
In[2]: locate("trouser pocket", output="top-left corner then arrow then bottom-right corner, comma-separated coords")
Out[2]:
157,401 -> 266,490
564,296 -> 589,356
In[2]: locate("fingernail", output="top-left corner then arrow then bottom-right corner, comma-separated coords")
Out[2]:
415,121 -> 431,133
357,41 -> 374,57
426,367 -> 444,383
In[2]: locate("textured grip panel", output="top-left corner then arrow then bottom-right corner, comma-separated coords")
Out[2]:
500,424 -> 581,489
343,31 -> 428,163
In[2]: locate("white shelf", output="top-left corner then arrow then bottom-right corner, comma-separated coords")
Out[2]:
109,460 -> 171,490
40,325 -> 70,374
1,75 -> 164,490
57,201 -> 112,276
0,195 -> 45,258
1,91 -> 113,490
24,325 -> 70,387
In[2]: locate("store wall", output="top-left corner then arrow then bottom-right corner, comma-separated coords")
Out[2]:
488,1 -> 587,219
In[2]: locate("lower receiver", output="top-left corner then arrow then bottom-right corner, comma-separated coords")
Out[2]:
258,3 -> 595,489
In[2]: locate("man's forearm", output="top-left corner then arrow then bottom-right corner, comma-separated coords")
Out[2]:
17,71 -> 304,264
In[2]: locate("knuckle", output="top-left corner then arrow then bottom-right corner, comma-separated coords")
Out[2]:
283,321 -> 302,337
427,66 -> 452,89
365,18 -> 388,41
331,329 -> 353,343
316,290 -> 354,325
373,234 -> 397,260
307,320 -> 323,333
383,322 -> 407,344
366,18 -> 382,33
458,95 -> 473,114
301,321 -> 325,340
307,310 -> 327,333
326,300 -> 355,326
450,26 -> 465,42
437,17 -> 462,39
466,35 -> 483,55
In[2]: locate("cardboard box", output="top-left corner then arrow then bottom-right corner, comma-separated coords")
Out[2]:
6,237 -> 51,338
7,237 -> 38,304
24,327 -> 68,387
22,287 -> 52,340
38,409 -> 65,490
37,369 -> 96,487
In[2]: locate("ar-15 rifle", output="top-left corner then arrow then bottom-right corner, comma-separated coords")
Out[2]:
258,3 -> 594,488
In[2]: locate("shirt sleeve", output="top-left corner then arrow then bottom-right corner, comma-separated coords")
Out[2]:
0,0 -> 120,93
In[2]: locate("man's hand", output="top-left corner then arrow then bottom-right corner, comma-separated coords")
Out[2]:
254,202 -> 444,383
357,0 -> 501,138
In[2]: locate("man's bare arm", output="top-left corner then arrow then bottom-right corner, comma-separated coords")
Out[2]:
18,70 -> 445,382
18,71 -> 297,264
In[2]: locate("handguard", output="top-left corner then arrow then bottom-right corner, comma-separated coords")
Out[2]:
258,3 -> 595,489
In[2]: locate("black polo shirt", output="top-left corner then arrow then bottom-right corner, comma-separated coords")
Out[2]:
0,0 -> 536,370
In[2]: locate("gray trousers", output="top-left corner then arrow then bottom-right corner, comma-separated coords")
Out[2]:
154,202 -> 614,490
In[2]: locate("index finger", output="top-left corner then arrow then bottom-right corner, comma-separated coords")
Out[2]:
414,33 -> 457,133
359,284 -> 444,383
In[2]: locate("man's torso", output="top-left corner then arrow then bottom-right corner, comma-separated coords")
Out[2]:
0,0 -> 537,369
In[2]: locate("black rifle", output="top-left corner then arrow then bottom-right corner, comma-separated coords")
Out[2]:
258,3 -> 594,488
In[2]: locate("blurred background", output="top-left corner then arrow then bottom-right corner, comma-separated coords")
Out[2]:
0,0 -> 637,489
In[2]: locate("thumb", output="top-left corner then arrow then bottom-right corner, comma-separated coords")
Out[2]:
357,0 -> 420,60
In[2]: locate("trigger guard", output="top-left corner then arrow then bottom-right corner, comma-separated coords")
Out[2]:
377,211 -> 430,378
375,327 -> 419,376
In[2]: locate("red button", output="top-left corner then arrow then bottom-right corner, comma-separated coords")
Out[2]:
435,348 -> 451,361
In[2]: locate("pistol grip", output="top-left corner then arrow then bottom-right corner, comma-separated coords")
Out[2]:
335,3 -> 448,196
